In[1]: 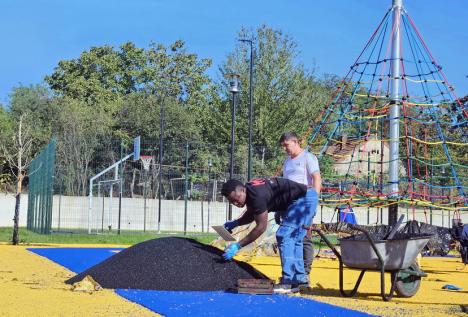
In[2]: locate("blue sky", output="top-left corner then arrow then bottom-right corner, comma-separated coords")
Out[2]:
1,0 -> 466,104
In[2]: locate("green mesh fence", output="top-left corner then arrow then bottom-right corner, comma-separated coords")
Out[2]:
27,139 -> 56,234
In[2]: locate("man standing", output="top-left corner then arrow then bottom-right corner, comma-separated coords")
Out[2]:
221,177 -> 318,294
279,132 -> 321,287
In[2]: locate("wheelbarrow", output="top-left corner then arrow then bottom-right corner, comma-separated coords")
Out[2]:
305,223 -> 432,301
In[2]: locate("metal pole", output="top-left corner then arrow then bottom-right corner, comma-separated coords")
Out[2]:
184,141 -> 189,235
100,183 -> 104,233
207,159 -> 212,232
58,180 -> 62,232
108,182 -> 112,231
248,41 -> 254,181
88,153 -> 133,234
429,153 -> 433,225
158,102 -> 164,233
143,168 -> 148,232
388,0 -> 402,225
88,179 -> 93,234
201,200 -> 204,233
229,91 -> 237,220
367,152 -> 371,224
241,39 -> 254,181
118,142 -> 123,235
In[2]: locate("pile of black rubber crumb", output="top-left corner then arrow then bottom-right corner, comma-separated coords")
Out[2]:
66,237 -> 267,291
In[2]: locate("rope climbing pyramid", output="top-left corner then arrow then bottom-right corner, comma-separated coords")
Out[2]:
305,1 -> 467,220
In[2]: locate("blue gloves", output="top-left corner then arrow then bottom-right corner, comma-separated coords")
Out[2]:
224,219 -> 239,233
223,242 -> 241,261
442,284 -> 462,291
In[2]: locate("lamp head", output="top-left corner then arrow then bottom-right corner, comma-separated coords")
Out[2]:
227,73 -> 240,93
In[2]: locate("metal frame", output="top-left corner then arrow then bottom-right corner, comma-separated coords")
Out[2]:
306,224 -> 427,301
88,136 -> 141,234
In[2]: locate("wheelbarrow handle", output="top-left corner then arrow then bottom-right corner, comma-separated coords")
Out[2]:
303,225 -> 342,260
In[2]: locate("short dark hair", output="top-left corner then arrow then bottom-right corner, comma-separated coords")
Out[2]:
279,132 -> 299,144
221,179 -> 244,196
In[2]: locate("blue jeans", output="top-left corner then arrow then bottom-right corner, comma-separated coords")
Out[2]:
276,188 -> 318,284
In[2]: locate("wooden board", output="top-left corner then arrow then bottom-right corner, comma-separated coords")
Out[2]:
212,225 -> 236,241
237,279 -> 274,294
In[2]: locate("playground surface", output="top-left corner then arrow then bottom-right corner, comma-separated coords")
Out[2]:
0,243 -> 466,317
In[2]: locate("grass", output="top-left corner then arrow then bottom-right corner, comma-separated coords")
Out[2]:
0,227 -> 218,245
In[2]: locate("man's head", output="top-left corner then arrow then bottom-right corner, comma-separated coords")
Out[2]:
221,179 -> 247,208
279,132 -> 302,158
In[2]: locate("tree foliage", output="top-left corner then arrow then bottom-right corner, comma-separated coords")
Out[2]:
3,28 -> 336,192
45,41 -> 212,106
204,25 -> 334,175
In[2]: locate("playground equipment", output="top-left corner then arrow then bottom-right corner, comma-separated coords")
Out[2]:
87,136 -> 141,234
304,0 -> 467,224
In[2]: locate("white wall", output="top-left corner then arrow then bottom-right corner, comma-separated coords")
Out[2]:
0,194 -> 28,227
0,193 -> 465,232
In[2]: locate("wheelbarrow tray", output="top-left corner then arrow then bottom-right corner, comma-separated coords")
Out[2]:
339,234 -> 431,270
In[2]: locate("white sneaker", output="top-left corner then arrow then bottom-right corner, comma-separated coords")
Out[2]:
273,283 -> 299,294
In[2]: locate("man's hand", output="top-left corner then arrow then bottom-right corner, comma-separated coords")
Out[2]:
223,242 -> 241,260
224,219 -> 239,233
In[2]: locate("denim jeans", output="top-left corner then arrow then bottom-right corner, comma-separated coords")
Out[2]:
276,188 -> 318,284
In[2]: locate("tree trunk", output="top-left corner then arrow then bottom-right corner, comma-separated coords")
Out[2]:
12,193 -> 21,245
12,175 -> 23,245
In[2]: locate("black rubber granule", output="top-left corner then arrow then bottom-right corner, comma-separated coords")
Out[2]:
66,237 -> 267,291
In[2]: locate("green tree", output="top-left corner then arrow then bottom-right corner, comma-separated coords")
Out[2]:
1,113 -> 36,244
45,40 -> 214,192
0,106 -> 13,191
45,41 -> 212,108
52,97 -> 116,196
1,86 -> 56,244
206,25 -> 334,177
45,40 -> 213,161
9,85 -> 54,151
117,93 -> 201,144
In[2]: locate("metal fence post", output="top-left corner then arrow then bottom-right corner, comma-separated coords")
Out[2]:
184,141 -> 189,235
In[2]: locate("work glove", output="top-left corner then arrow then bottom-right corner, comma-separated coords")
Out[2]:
223,242 -> 241,261
224,219 -> 239,233
274,212 -> 282,225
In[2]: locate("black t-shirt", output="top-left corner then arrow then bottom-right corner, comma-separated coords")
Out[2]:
245,177 -> 307,215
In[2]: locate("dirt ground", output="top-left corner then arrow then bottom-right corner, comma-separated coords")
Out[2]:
0,242 -> 466,316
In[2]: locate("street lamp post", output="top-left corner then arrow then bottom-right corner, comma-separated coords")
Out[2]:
239,38 -> 254,181
228,73 -> 239,220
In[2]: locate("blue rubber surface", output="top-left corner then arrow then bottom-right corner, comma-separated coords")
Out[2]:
116,289 -> 374,317
28,247 -> 123,273
29,247 -> 375,317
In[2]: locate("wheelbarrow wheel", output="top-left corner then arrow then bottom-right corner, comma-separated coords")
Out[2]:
392,262 -> 421,298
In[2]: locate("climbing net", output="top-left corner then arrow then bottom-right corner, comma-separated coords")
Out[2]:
305,6 -> 467,217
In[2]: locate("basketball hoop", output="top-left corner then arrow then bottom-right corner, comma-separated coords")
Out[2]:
140,155 -> 153,171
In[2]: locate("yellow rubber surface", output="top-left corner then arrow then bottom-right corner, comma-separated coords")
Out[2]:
0,244 -> 158,317
245,255 -> 468,316
1,243 -> 466,316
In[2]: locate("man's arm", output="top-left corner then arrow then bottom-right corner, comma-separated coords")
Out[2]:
311,171 -> 321,194
236,210 -> 255,226
238,211 -> 268,247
